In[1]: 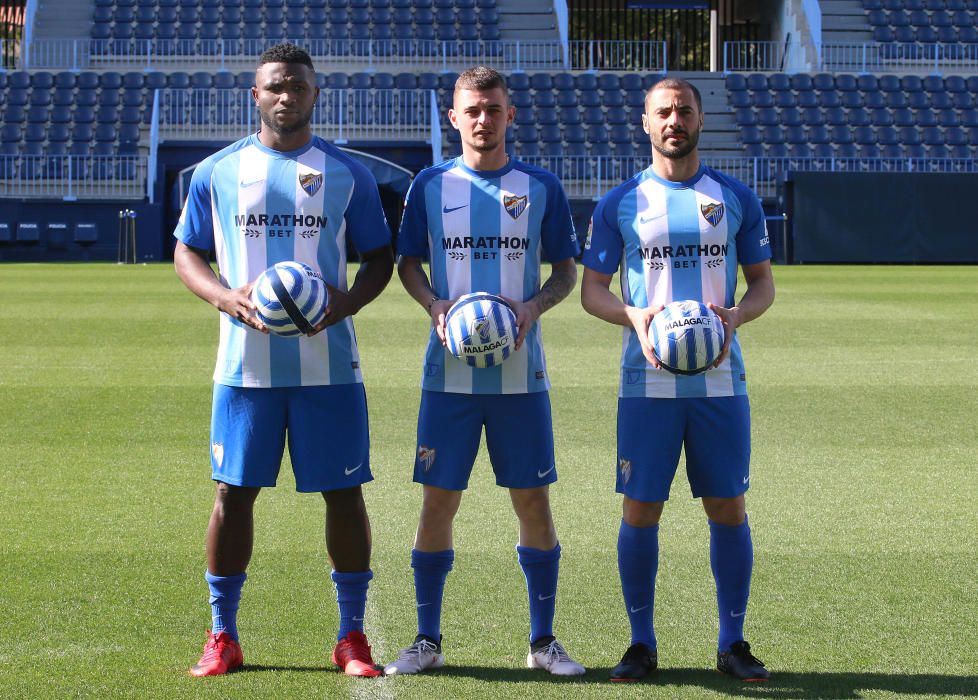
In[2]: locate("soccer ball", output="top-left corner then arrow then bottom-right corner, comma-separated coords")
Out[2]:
445,292 -> 518,368
650,300 -> 725,375
251,261 -> 328,337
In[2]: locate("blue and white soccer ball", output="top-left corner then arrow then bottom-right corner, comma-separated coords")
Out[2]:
445,292 -> 518,368
650,300 -> 725,375
251,261 -> 328,337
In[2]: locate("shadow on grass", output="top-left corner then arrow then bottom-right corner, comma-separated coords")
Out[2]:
439,666 -> 978,697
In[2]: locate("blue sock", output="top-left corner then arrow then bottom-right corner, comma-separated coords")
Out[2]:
517,544 -> 561,644
412,549 -> 454,641
709,517 -> 753,652
331,569 -> 372,641
205,570 -> 246,642
617,520 -> 658,649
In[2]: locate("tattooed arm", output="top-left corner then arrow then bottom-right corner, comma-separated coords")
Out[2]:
505,257 -> 577,350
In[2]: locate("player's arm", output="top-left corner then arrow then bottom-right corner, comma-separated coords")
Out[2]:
505,258 -> 577,350
581,267 -> 661,368
318,244 -> 394,330
398,255 -> 453,346
173,240 -> 267,333
708,259 -> 775,367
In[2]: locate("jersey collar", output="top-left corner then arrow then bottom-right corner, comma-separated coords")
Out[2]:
248,132 -> 316,159
642,163 -> 706,189
454,155 -> 516,179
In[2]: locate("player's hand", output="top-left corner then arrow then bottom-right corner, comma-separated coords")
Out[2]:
500,296 -> 540,351
429,298 -> 453,347
312,285 -> 358,335
707,302 -> 740,368
218,282 -> 267,333
625,304 -> 662,368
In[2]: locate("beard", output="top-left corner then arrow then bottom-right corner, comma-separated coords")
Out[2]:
652,128 -> 700,160
466,131 -> 503,153
259,106 -> 314,135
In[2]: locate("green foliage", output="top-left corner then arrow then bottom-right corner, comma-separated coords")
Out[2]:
0,264 -> 975,699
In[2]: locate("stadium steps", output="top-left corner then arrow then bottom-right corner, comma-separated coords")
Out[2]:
820,0 -> 874,44
31,0 -> 94,40
672,72 -> 745,159
494,0 -> 560,40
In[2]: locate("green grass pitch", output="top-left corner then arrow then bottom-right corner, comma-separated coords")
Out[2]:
0,263 -> 975,699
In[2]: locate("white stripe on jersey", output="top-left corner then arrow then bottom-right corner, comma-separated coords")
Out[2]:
437,167 -> 474,393
499,167 -> 531,393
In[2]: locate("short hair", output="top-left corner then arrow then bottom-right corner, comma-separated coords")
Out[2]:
258,43 -> 314,70
454,66 -> 507,96
647,77 -> 702,112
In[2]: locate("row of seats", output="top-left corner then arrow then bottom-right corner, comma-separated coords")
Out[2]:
0,157 -> 139,180
744,142 -> 974,161
871,23 -> 978,42
95,0 -> 496,9
732,89 -> 976,109
743,124 -> 978,146
95,6 -> 499,26
863,0 -> 978,12
0,70 -> 656,92
736,105 -> 978,127
726,72 -> 978,92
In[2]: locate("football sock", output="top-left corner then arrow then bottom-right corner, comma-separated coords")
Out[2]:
709,517 -> 753,652
205,570 -> 246,642
331,569 -> 373,640
412,549 -> 454,641
617,520 -> 659,649
517,543 -> 561,644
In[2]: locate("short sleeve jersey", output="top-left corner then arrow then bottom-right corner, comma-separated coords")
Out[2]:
582,164 -> 770,399
398,157 -> 579,395
174,134 -> 391,388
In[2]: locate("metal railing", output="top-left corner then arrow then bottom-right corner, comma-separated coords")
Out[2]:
723,40 -> 788,73
820,42 -> 978,74
568,40 -> 667,73
514,155 -> 978,200
155,87 -> 433,144
20,37 -> 667,73
724,39 -> 978,73
0,155 -> 147,200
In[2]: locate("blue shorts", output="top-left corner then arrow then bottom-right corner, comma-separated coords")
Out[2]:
414,390 -> 556,491
616,395 -> 751,502
210,383 -> 372,493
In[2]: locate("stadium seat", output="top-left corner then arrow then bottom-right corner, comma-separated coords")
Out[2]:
724,73 -> 747,91
790,74 -> 813,91
892,108 -> 915,127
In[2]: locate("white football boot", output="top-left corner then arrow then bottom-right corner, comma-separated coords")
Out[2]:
527,637 -> 586,676
384,635 -> 444,675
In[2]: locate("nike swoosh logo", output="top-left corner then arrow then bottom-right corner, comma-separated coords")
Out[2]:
416,602 -> 432,608
639,213 -> 665,224
730,610 -> 746,618
345,463 -> 363,476
537,465 -> 556,479
352,616 -> 363,621
240,178 -> 264,188
537,593 -> 556,601
443,204 -> 468,214
743,475 -> 750,484
629,605 -> 649,613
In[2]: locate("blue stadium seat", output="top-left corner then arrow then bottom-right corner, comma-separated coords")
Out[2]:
743,126 -> 769,147
783,125 -> 806,143
191,72 -> 214,89
788,143 -> 812,159
744,143 -> 764,158
863,91 -> 886,109
30,90 -> 52,107
564,125 -> 586,143
76,89 -> 98,107
609,124 -> 631,144
120,105 -> 141,124
746,73 -> 767,90
750,90 -> 773,108
830,125 -> 854,144
835,74 -> 858,91
856,74 -> 878,92
938,110 -> 960,127
790,73 -> 813,90
818,91 -> 841,108
801,106 -> 824,125
857,143 -> 880,159
854,126 -> 876,144
606,107 -> 627,125
796,90 -> 819,108
841,91 -> 864,108
575,74 -> 597,91
6,88 -> 28,106
50,105 -> 72,124
755,107 -> 778,126
587,124 -> 609,143
779,107 -> 802,126
97,105 -> 119,123
539,124 -> 561,143
71,123 -> 94,142
620,73 -> 643,91
579,90 -> 601,108
725,73 -> 747,91
885,91 -> 908,108
848,108 -> 871,126
761,125 -> 785,144
891,108 -> 914,126
558,107 -> 581,125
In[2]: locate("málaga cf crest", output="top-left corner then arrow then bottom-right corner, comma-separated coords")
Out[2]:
503,194 -> 528,220
299,170 -> 323,197
700,201 -> 724,227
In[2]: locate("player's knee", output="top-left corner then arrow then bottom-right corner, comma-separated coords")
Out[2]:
622,497 -> 663,527
702,496 -> 745,525
214,482 -> 260,511
511,488 -> 554,526
419,492 -> 461,529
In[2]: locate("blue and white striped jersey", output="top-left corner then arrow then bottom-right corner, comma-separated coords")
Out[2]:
174,133 -> 391,388
398,157 -> 579,395
582,164 -> 770,399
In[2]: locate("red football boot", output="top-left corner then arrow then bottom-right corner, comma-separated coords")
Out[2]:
190,631 -> 244,677
331,630 -> 382,677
